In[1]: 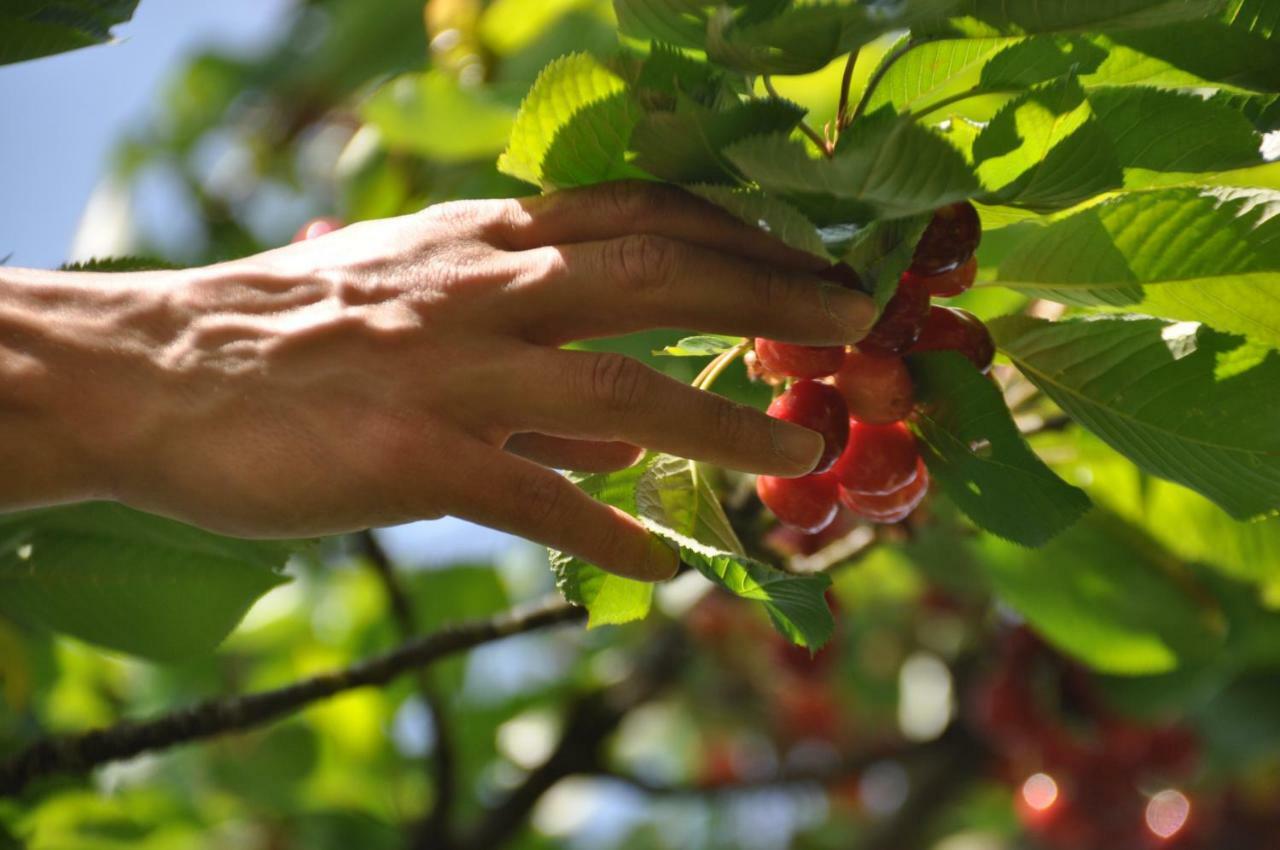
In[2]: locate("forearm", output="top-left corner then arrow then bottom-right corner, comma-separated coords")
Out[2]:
0,266 -> 183,510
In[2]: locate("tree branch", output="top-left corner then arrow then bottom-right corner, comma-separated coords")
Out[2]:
355,531 -> 458,849
599,742 -> 896,797
454,626 -> 688,850
0,596 -> 583,798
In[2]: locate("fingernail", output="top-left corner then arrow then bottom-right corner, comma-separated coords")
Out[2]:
771,419 -> 823,471
644,536 -> 680,581
818,283 -> 877,339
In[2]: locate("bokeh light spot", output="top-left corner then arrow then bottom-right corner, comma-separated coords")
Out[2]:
1146,789 -> 1191,839
1021,773 -> 1059,812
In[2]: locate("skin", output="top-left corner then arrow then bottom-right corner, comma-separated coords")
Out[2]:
0,181 -> 876,583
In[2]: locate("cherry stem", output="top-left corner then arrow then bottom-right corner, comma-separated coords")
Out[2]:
846,37 -> 919,127
764,75 -> 833,157
834,49 -> 860,137
693,341 -> 751,391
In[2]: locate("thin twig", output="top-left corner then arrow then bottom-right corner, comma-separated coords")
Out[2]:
454,626 -> 688,850
764,75 -> 832,156
0,597 -> 583,798
356,531 -> 458,850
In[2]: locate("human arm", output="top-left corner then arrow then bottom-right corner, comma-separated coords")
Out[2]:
0,182 -> 875,581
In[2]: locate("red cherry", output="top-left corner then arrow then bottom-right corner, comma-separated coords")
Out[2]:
754,339 -> 846,379
757,472 -> 839,533
857,275 -> 931,355
831,350 -> 914,425
908,255 -> 978,298
909,306 -> 996,373
767,380 -> 849,473
910,201 -> 981,275
292,216 -> 343,242
839,459 -> 928,523
832,419 -> 919,495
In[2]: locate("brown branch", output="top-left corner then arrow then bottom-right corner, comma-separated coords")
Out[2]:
835,49 -> 860,133
599,742 -> 896,797
862,725 -> 988,850
0,596 -> 583,798
355,531 -> 458,850
454,626 -> 688,850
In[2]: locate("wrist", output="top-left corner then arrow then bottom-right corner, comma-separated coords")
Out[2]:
0,266 -> 198,507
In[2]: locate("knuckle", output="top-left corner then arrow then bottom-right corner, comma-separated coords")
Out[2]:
604,180 -> 677,222
587,353 -> 648,412
610,233 -> 678,291
713,398 -> 753,446
750,266 -> 800,313
514,468 -> 569,530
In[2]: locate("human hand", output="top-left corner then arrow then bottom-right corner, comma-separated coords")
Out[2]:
54,183 -> 877,580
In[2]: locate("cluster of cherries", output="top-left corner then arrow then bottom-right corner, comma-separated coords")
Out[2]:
973,628 -> 1204,849
752,202 -> 992,534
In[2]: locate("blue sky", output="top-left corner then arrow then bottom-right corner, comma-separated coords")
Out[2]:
0,1 -> 289,269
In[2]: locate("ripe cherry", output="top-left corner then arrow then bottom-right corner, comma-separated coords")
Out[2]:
832,350 -> 914,425
909,305 -> 996,373
293,216 -> 343,242
757,472 -> 839,533
857,275 -> 931,355
767,380 -> 849,473
907,255 -> 977,298
839,459 -> 929,523
832,419 -> 919,495
910,201 -> 981,275
754,339 -> 846,379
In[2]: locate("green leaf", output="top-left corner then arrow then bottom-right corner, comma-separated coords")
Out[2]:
0,0 -> 139,66
59,256 -> 176,272
540,92 -> 646,188
983,188 -> 1280,348
975,512 -> 1223,675
631,96 -> 805,184
614,0 -> 707,48
725,111 -> 978,224
654,334 -> 745,356
686,184 -> 830,260
549,462 -> 657,628
907,352 -> 1091,546
836,214 -> 931,306
1089,86 -> 1264,185
635,455 -> 834,649
550,453 -> 835,647
704,0 -> 956,75
992,314 -> 1280,520
1048,430 -> 1280,594
972,76 -> 1123,211
498,53 -> 640,189
0,503 -> 293,661
362,71 -> 515,163
944,0 -> 1225,36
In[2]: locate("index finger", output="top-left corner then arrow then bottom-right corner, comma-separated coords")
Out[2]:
500,181 -> 829,272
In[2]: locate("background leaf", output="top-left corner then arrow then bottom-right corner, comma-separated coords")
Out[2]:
982,188 -> 1280,348
726,112 -> 978,224
907,352 -> 1091,546
993,314 -> 1280,520
976,512 -> 1223,675
0,503 -> 293,661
